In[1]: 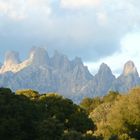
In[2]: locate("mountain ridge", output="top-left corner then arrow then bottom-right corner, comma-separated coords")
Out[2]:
0,47 -> 140,102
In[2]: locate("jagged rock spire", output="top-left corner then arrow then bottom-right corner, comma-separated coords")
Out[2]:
4,51 -> 20,66
98,63 -> 113,75
29,47 -> 50,66
123,60 -> 139,76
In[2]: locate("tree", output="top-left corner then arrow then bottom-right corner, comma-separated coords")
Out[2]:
62,130 -> 83,140
80,97 -> 102,114
102,91 -> 120,103
0,88 -> 12,94
0,88 -> 97,139
16,89 -> 39,100
0,88 -> 41,140
102,88 -> 140,139
39,93 -> 95,133
37,118 -> 64,140
68,108 -> 95,133
80,97 -> 93,112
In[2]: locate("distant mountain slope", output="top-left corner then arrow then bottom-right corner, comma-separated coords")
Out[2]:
0,47 -> 140,102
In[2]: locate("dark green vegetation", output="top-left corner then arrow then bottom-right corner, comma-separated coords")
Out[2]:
1,87 -> 140,140
0,88 -> 99,140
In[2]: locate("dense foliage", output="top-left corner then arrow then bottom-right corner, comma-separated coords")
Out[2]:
0,88 -> 97,140
1,87 -> 140,140
80,88 -> 140,140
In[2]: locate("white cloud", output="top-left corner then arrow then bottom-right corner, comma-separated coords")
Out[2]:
1,0 -> 140,67
0,0 -> 51,21
96,12 -> 108,26
0,0 -> 26,20
85,32 -> 140,77
60,0 -> 101,9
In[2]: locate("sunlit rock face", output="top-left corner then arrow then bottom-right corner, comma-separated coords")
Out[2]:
0,51 -> 20,74
111,61 -> 140,92
0,47 -> 50,74
123,60 -> 139,76
29,47 -> 50,66
4,51 -> 20,65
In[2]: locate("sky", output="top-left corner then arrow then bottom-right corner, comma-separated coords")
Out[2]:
0,0 -> 140,76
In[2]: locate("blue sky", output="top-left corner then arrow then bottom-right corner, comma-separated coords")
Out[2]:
0,0 -> 140,76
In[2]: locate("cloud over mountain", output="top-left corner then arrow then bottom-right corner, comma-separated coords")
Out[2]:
1,0 -> 140,65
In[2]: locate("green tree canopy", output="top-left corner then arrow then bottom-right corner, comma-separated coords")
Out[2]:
16,89 -> 39,100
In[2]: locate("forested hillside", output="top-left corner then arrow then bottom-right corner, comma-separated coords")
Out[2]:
80,88 -> 140,140
1,87 -> 140,140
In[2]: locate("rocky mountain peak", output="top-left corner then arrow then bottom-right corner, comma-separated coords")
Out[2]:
53,50 -> 68,61
123,60 -> 139,76
52,50 -> 70,69
29,47 -> 50,66
4,51 -> 20,66
72,57 -> 83,66
92,63 -> 115,97
98,63 -> 113,75
111,61 -> 140,93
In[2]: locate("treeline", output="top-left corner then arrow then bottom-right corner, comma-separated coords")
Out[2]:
0,88 -> 99,140
1,87 -> 140,140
